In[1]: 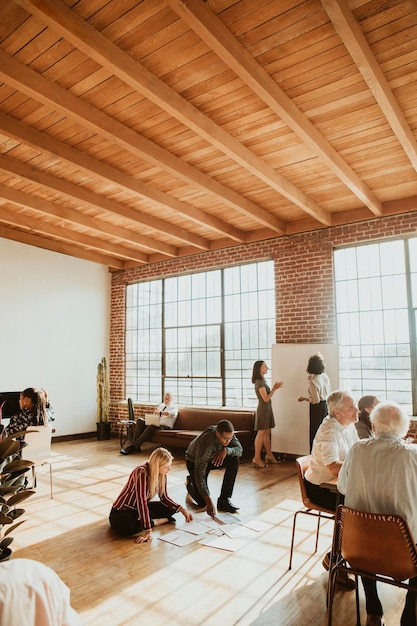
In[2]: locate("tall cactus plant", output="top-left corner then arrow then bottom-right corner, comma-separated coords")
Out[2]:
96,356 -> 110,423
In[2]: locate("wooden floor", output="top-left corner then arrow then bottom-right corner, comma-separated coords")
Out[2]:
13,438 -> 405,626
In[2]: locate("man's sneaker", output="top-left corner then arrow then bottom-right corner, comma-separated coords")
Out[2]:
217,498 -> 239,513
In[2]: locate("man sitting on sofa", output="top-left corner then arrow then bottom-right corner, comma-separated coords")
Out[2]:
120,392 -> 178,455
185,419 -> 242,515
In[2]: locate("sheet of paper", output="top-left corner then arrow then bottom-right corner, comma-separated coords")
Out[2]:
214,512 -> 242,524
199,535 -> 246,552
221,523 -> 257,538
240,519 -> 271,532
158,530 -> 205,547
176,520 -> 213,535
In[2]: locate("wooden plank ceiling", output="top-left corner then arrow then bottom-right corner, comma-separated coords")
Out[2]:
0,0 -> 416,270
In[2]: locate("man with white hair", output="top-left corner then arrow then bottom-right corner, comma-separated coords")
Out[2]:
338,401 -> 417,626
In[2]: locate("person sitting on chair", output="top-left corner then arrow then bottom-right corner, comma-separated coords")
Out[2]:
5,388 -> 51,437
338,401 -> 417,626
355,394 -> 379,439
120,392 -> 178,455
304,389 -> 359,511
304,389 -> 359,590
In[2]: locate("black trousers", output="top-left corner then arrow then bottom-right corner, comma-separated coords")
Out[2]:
109,501 -> 173,536
304,478 -> 342,511
309,400 -> 328,451
186,455 -> 239,506
130,419 -> 170,449
362,576 -> 417,625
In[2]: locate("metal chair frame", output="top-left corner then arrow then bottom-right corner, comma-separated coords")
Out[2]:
288,455 -> 335,570
327,505 -> 417,626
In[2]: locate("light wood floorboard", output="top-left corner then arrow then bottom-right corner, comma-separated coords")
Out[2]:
13,438 -> 405,626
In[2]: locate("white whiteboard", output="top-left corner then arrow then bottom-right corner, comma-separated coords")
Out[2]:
270,343 -> 339,456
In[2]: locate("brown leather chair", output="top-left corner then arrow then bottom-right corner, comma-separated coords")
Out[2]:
288,455 -> 334,570
327,505 -> 417,626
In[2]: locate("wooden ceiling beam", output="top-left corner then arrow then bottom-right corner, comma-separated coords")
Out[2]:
322,0 -> 417,173
0,113 -> 245,244
0,155 -> 183,256
0,183 -> 165,259
167,0 -> 381,218
13,0 -> 321,227
0,222 -> 123,268
0,204 -> 148,263
3,11 -> 284,234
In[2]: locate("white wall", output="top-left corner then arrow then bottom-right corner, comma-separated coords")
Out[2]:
0,239 -> 110,436
271,343 -> 339,456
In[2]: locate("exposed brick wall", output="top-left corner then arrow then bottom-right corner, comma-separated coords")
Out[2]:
109,212 -> 417,430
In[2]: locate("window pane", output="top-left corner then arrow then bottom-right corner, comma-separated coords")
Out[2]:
335,241 -> 412,413
125,261 -> 274,406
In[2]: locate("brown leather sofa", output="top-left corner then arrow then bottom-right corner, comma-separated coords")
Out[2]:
147,407 -> 255,457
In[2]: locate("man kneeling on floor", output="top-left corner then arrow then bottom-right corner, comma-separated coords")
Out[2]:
185,419 -> 242,516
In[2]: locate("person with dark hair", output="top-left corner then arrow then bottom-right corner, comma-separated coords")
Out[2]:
251,360 -> 283,468
110,447 -> 193,543
298,352 -> 331,450
185,419 -> 243,516
339,401 -> 417,626
5,387 -> 49,437
355,395 -> 379,439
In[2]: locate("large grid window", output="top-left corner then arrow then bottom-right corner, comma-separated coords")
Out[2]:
125,260 -> 275,407
334,237 -> 417,414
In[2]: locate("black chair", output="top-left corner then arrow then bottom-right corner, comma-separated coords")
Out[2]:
327,505 -> 417,625
117,398 -> 136,449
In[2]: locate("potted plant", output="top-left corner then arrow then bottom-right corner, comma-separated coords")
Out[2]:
96,356 -> 111,440
0,434 -> 35,561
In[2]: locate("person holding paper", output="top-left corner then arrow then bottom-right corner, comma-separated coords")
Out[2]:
110,447 -> 193,543
120,392 -> 178,455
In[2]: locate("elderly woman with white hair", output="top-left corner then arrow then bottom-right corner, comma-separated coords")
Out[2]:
338,401 -> 417,626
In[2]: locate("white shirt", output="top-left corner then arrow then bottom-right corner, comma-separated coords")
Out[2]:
0,559 -> 85,626
157,401 -> 178,428
305,415 -> 359,485
338,433 -> 417,540
308,372 -> 331,404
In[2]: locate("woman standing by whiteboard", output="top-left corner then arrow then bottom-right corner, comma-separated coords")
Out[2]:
298,352 -> 331,450
252,360 -> 284,468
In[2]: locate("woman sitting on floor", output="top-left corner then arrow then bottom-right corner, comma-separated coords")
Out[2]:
109,447 -> 193,543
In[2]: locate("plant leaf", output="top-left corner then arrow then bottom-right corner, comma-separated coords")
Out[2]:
4,520 -> 25,536
0,512 -> 13,524
2,459 -> 34,473
0,439 -> 20,460
6,490 -> 35,506
0,486 -> 20,495
0,537 -> 13,550
8,508 -> 25,520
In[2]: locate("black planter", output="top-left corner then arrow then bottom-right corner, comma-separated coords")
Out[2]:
96,421 -> 111,441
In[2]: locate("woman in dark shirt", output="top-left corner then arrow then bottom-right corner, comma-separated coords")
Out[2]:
5,387 -> 48,436
355,395 -> 379,439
